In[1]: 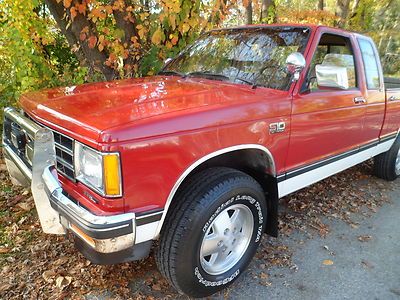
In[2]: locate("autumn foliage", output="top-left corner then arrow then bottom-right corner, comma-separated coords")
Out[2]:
45,0 -> 231,80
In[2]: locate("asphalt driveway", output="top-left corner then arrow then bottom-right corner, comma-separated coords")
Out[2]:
225,186 -> 400,300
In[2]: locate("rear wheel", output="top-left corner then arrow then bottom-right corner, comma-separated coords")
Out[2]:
374,136 -> 400,181
156,167 -> 267,298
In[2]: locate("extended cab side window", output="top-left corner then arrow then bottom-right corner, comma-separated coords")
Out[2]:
357,39 -> 381,89
304,33 -> 357,92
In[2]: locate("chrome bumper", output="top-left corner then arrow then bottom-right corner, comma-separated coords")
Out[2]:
2,107 -> 136,254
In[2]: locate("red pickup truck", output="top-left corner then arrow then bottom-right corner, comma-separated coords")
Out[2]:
3,24 -> 400,297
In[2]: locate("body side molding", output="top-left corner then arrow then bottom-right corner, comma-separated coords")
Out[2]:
278,136 -> 397,198
154,144 -> 277,237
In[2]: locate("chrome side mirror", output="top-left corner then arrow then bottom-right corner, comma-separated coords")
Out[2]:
164,58 -> 173,66
286,52 -> 306,81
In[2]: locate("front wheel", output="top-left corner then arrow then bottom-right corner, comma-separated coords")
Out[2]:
156,168 -> 267,298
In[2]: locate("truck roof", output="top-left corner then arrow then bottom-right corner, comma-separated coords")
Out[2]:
212,23 -> 368,39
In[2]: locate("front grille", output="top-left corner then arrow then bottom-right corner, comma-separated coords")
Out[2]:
5,113 -> 76,181
53,131 -> 75,181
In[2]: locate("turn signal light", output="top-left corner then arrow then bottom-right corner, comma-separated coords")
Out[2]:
104,154 -> 121,196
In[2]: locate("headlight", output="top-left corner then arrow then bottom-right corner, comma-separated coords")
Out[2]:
74,142 -> 122,197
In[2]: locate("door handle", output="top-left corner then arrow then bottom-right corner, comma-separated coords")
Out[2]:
388,95 -> 399,101
353,97 -> 366,104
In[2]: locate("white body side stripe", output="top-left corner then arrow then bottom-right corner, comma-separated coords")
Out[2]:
278,138 -> 395,198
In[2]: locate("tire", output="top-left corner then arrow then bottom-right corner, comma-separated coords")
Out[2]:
156,167 -> 267,298
374,136 -> 400,181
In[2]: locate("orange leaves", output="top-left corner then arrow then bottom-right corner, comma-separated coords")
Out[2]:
77,3 -> 86,15
70,7 -> 77,20
170,34 -> 178,46
79,26 -> 88,41
112,0 -> 125,11
79,32 -> 86,41
63,0 -> 72,9
105,53 -> 117,67
89,8 -> 106,22
98,34 -> 106,51
69,2 -> 87,20
87,35 -> 97,49
104,5 -> 113,15
79,25 -> 100,50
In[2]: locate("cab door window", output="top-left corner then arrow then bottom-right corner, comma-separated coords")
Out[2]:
304,33 -> 358,92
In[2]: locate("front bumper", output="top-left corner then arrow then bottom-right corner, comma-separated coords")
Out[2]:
2,107 -> 150,262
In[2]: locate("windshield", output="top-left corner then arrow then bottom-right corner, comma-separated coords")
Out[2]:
163,27 -> 310,90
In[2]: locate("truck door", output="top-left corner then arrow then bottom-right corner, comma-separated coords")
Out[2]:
285,30 -> 366,173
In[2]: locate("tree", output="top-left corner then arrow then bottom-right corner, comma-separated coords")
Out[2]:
245,0 -> 253,24
316,0 -> 324,10
42,0 -> 231,81
45,0 -> 115,80
260,0 -> 276,23
335,0 -> 351,27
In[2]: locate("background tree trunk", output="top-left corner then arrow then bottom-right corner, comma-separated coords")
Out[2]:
112,0 -> 138,77
317,0 -> 324,10
45,0 -> 117,80
260,0 -> 275,22
245,0 -> 253,24
335,0 -> 351,27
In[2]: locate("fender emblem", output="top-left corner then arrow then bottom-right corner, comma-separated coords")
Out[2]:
269,122 -> 286,134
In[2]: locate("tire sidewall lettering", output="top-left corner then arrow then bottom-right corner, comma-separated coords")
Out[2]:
196,193 -> 265,287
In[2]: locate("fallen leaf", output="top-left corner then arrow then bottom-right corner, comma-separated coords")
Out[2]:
152,283 -> 161,291
55,276 -> 72,290
350,223 -> 359,229
0,283 -> 13,293
0,247 -> 10,254
322,259 -> 334,266
17,202 -> 32,211
259,281 -> 272,286
358,235 -> 372,242
42,270 -> 56,283
361,260 -> 374,269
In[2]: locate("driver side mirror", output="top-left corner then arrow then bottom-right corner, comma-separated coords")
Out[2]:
286,52 -> 306,81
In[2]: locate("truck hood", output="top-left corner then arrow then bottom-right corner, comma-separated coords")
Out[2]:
20,76 -> 284,145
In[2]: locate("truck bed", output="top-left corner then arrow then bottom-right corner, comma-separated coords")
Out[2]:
384,77 -> 400,90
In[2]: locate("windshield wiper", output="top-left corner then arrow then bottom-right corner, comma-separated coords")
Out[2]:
163,70 -> 259,88
186,71 -> 230,81
234,77 -> 254,86
188,71 -> 256,87
158,70 -> 186,77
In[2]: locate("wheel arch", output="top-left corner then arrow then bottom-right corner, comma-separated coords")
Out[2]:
155,144 -> 279,238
